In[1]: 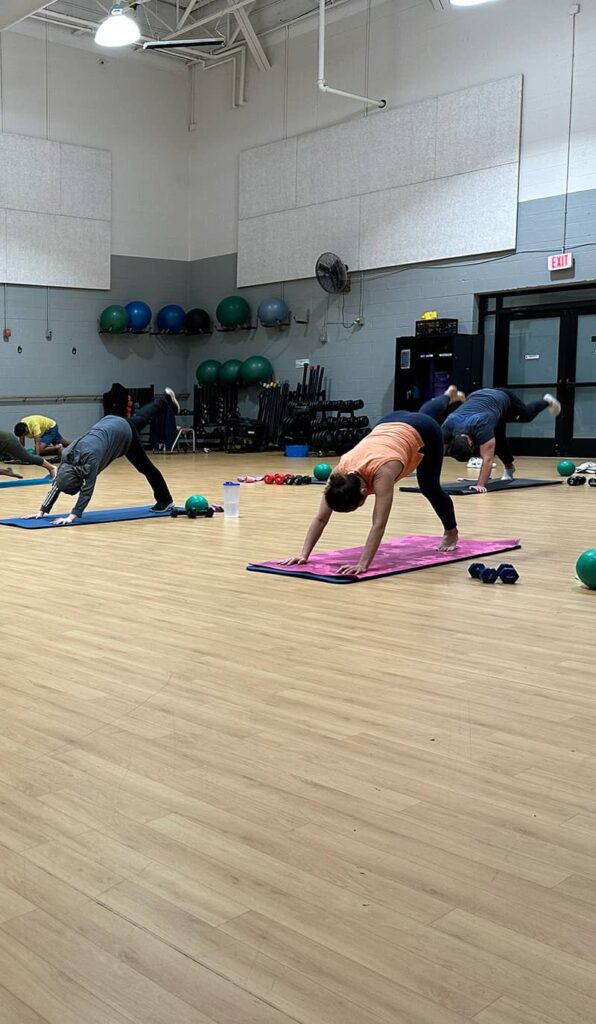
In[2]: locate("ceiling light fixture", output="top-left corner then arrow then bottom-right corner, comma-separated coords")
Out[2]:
95,3 -> 140,47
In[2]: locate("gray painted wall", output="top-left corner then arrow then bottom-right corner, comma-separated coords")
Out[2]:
0,255 -> 190,438
2,188 -> 595,443
187,189 -> 596,423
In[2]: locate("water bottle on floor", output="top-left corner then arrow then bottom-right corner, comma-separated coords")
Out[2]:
223,481 -> 240,518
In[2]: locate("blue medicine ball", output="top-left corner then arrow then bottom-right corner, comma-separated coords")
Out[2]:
125,300 -> 152,332
156,304 -> 186,333
257,297 -> 290,327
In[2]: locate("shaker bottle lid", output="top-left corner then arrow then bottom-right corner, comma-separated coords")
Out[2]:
223,481 -> 240,486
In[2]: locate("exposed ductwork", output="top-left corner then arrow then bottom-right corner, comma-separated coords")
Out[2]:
317,0 -> 386,109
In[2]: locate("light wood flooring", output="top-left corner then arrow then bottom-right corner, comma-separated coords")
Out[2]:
1,451 -> 596,1024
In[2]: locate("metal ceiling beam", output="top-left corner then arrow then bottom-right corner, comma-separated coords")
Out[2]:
175,0 -> 200,33
228,0 -> 270,71
0,0 -> 53,31
165,0 -> 256,39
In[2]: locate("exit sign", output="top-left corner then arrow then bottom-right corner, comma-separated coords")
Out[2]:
548,252 -> 574,271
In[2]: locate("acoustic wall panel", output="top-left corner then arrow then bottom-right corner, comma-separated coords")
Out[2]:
360,165 -> 519,271
435,78 -> 523,178
6,211 -> 111,289
237,76 -> 522,287
238,138 -> 297,220
237,197 -> 360,288
60,144 -> 112,221
0,130 -> 111,289
0,134 -> 60,213
295,98 -> 437,207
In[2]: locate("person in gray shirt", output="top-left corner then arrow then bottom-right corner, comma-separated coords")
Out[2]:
32,388 -> 179,526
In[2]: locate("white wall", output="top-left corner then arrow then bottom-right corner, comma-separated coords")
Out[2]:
189,0 -> 596,262
0,22 -> 190,260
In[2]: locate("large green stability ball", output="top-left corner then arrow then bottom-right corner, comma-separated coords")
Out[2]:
185,495 -> 209,513
99,305 -> 129,333
576,549 -> 596,590
557,459 -> 576,477
241,355 -> 273,384
216,295 -> 251,329
220,359 -> 243,385
313,463 -> 332,481
196,359 -> 222,385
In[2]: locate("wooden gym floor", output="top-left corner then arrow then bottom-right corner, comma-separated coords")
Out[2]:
1,452 -> 596,1024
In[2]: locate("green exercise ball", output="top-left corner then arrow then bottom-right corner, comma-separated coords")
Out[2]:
185,495 -> 210,513
313,462 -> 332,481
241,355 -> 273,384
99,304 -> 129,333
220,359 -> 243,385
576,549 -> 596,590
216,295 -> 251,329
557,459 -> 576,477
196,359 -> 222,385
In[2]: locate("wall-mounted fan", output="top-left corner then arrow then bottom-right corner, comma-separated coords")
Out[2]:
315,252 -> 351,294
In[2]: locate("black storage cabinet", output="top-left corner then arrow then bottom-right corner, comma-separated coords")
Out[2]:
393,334 -> 484,411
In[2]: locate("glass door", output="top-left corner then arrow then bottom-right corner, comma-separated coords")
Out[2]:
571,315 -> 596,453
495,313 -> 562,456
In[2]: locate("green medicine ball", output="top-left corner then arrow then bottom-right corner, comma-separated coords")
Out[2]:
313,463 -> 332,481
557,459 -> 576,477
216,295 -> 251,329
220,359 -> 243,385
99,305 -> 129,333
241,355 -> 273,384
576,549 -> 596,590
196,359 -> 222,385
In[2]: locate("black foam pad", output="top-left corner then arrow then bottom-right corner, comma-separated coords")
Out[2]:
400,478 -> 562,496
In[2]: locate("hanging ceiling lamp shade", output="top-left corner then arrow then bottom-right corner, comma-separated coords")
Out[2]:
95,3 -> 140,47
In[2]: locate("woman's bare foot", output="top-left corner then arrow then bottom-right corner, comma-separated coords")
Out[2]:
456,390 -> 466,402
0,466 -> 23,479
445,384 -> 459,402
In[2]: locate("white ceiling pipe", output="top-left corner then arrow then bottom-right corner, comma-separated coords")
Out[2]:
317,0 -> 385,108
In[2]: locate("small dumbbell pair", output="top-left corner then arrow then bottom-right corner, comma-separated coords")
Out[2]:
568,475 -> 587,486
468,562 -> 519,585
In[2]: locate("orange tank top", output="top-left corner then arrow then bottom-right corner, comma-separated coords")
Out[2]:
337,422 -> 423,494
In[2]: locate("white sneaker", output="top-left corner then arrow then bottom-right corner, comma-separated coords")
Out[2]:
544,393 -> 561,416
165,387 -> 180,414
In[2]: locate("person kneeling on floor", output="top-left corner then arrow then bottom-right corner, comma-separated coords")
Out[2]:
281,386 -> 463,577
32,390 -> 179,526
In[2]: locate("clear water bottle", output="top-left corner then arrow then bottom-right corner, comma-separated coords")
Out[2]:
223,481 -> 240,518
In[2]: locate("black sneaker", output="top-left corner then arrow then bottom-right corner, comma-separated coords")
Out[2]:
165,387 -> 180,414
151,500 -> 174,512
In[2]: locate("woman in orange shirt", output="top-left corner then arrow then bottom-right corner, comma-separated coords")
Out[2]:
282,386 -> 463,576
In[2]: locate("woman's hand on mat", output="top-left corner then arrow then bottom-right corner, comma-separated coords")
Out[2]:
51,514 -> 77,527
337,564 -> 367,576
437,530 -> 459,552
468,485 -> 487,493
28,511 -> 47,519
279,556 -> 309,566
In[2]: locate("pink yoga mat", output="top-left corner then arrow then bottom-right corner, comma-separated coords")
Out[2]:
247,535 -> 521,584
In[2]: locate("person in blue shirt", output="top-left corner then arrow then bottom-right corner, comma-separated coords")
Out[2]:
441,388 -> 561,492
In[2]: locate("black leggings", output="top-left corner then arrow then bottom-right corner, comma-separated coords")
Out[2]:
378,398 -> 457,532
0,430 -> 45,468
495,389 -> 549,466
125,398 -> 172,504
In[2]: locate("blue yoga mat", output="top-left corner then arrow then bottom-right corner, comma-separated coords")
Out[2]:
0,475 -> 52,489
0,506 -> 172,529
